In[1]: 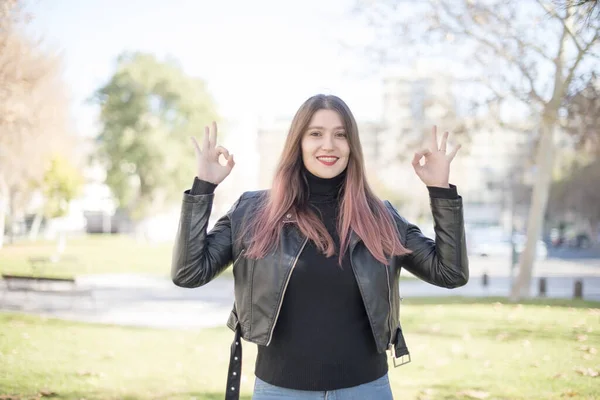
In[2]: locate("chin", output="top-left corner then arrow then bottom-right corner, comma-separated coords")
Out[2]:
314,168 -> 344,179
305,159 -> 348,179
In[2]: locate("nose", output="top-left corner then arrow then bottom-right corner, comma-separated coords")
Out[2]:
321,133 -> 334,150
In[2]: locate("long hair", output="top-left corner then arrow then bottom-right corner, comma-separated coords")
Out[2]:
241,94 -> 412,266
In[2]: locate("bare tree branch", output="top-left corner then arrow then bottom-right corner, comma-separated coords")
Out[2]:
353,0 -> 600,300
536,0 -> 585,52
476,3 -> 554,62
544,3 -> 574,111
436,1 -> 547,105
0,0 -> 76,245
565,30 -> 600,91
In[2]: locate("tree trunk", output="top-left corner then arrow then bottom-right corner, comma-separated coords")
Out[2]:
0,196 -> 5,249
51,231 -> 67,262
0,177 -> 6,249
7,189 -> 15,245
510,116 -> 556,300
28,212 -> 43,241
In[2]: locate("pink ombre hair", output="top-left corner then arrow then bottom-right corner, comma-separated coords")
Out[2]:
242,94 -> 412,266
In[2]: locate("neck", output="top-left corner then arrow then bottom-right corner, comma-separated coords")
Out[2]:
302,165 -> 346,203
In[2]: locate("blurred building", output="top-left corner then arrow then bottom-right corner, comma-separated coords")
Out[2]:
209,116 -> 261,215
76,137 -> 126,235
377,60 -> 532,230
377,62 -> 460,223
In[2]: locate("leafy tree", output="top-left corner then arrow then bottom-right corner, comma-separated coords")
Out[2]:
41,155 -> 84,219
92,52 -> 219,220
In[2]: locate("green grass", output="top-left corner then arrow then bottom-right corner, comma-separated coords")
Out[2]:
0,235 -> 204,280
0,234 -> 416,281
1,298 -> 598,400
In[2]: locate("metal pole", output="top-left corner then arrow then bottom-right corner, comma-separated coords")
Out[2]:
509,173 -> 518,289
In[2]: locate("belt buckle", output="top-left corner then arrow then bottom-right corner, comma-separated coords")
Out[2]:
391,345 -> 411,367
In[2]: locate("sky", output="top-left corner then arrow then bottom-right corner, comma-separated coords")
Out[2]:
25,0 -> 386,138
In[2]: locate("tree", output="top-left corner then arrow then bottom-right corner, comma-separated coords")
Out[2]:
41,155 -> 84,219
570,0 -> 599,22
0,0 -> 73,248
548,159 -> 600,237
355,0 -> 600,300
564,73 -> 600,156
547,73 -> 600,237
92,52 -> 219,223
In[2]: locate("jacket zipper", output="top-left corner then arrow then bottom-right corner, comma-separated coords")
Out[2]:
266,237 -> 308,346
229,249 -> 246,331
385,265 -> 394,351
232,249 -> 245,269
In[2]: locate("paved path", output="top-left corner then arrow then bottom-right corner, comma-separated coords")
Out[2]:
1,256 -> 599,330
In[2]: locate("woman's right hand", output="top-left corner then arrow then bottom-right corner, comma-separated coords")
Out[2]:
191,121 -> 235,185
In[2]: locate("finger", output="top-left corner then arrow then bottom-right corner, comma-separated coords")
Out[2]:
412,149 -> 431,168
215,145 -> 230,161
190,136 -> 202,157
202,126 -> 210,152
411,152 -> 422,168
227,153 -> 235,169
430,125 -> 438,151
209,121 -> 218,148
447,144 -> 462,160
440,131 -> 449,152
416,148 -> 432,158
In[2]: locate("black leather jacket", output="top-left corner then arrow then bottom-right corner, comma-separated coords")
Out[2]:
171,188 -> 469,362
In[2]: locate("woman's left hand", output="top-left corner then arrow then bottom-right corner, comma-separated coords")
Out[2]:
412,126 -> 461,188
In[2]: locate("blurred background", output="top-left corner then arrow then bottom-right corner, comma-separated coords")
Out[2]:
1,0 -> 599,399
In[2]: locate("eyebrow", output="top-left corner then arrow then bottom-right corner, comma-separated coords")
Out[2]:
307,126 -> 345,130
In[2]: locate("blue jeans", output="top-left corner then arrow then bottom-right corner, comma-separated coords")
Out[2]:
252,374 -> 394,400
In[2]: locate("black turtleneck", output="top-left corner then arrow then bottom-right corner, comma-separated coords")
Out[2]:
189,170 -> 459,391
253,166 -> 389,390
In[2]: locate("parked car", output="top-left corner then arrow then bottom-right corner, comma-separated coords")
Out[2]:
549,227 -> 592,249
469,227 -> 548,260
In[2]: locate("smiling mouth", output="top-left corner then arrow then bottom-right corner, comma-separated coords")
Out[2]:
317,156 -> 339,166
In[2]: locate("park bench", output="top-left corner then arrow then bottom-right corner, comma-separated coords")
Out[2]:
0,255 -> 95,309
2,273 -> 76,290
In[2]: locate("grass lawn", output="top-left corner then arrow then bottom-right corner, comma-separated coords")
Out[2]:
0,234 -> 417,281
0,235 -> 197,279
1,297 -> 598,400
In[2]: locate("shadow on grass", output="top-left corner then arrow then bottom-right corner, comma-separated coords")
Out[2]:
399,382 -> 496,400
4,391 -> 252,400
480,326 -> 583,341
402,296 -> 599,309
163,393 -> 252,400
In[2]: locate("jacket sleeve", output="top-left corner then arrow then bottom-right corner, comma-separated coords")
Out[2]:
391,194 -> 469,288
170,188 -> 242,288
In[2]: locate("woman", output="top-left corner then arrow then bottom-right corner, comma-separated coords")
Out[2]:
171,94 -> 469,400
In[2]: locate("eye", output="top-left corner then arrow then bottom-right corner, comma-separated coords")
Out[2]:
309,131 -> 321,136
335,132 -> 347,137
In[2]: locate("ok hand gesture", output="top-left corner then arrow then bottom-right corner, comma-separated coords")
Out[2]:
412,126 -> 461,188
191,122 -> 235,185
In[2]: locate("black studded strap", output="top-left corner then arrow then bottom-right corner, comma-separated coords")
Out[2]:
224,324 -> 242,400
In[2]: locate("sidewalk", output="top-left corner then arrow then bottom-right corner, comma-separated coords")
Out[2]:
1,256 -> 599,330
